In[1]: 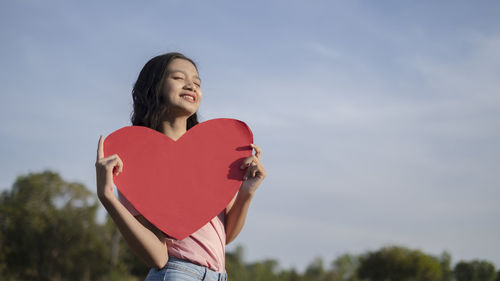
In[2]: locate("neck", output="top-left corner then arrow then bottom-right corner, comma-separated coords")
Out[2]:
161,116 -> 188,141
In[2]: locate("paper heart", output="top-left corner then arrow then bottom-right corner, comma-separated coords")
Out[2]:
104,118 -> 253,240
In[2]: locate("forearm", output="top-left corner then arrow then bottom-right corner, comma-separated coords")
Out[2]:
225,191 -> 254,244
100,194 -> 168,268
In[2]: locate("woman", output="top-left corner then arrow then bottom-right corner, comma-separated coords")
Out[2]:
95,52 -> 266,280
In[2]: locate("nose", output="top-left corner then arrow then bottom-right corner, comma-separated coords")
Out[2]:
183,80 -> 197,92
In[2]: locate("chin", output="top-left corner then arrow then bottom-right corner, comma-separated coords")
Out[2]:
170,103 -> 199,116
185,108 -> 200,118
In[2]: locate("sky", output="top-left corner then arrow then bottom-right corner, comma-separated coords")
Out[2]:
1,0 -> 499,272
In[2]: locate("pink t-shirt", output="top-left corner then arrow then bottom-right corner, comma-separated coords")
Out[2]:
117,190 -> 226,272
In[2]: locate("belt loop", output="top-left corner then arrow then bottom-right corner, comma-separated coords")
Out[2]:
202,266 -> 207,281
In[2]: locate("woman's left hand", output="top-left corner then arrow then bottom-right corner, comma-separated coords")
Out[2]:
239,144 -> 266,195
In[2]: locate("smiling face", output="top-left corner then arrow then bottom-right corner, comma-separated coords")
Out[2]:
161,58 -> 202,118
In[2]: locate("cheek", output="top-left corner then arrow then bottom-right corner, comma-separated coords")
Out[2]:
161,84 -> 171,96
162,85 -> 177,102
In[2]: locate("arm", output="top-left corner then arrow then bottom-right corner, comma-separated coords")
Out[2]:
225,190 -> 255,244
95,135 -> 168,269
100,194 -> 169,269
225,143 -> 266,244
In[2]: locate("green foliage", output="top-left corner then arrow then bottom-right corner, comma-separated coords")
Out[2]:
304,256 -> 326,281
226,249 -> 362,281
0,170 -> 498,281
225,245 -> 281,281
248,259 -> 281,281
0,170 -> 147,281
332,253 -> 361,281
226,245 -> 251,281
358,245 -> 443,281
278,268 -> 304,281
454,260 -> 497,281
440,251 -> 453,281
1,171 -> 102,280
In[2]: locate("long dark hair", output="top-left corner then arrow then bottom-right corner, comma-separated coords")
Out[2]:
130,52 -> 199,133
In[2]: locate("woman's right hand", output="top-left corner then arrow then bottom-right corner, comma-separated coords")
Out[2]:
95,135 -> 123,201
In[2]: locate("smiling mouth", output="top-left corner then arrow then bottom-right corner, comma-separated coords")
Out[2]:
180,94 -> 196,102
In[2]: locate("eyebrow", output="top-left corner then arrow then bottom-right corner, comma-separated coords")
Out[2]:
169,70 -> 201,82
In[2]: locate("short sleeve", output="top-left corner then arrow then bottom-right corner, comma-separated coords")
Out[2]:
117,189 -> 140,217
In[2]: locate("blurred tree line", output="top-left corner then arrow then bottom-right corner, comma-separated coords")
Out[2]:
1,171 -> 499,281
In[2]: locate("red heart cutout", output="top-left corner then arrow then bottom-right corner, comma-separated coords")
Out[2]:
103,118 -> 253,240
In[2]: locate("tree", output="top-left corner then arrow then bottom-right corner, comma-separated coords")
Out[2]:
248,259 -> 281,281
495,270 -> 500,281
304,256 -> 326,281
279,268 -> 304,281
4,171 -> 499,281
226,245 -> 251,281
332,253 -> 360,281
357,245 -> 442,281
439,251 -> 453,281
226,245 -> 281,281
0,171 -> 110,281
102,214 -> 149,280
454,260 -> 497,281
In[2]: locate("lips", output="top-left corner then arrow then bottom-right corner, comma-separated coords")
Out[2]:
180,93 -> 196,102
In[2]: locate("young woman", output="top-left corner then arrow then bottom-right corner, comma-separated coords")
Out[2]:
95,52 -> 266,281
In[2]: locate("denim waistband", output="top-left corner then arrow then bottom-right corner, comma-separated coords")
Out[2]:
166,256 -> 227,281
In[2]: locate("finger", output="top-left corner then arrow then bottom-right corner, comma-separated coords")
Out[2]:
104,155 -> 123,174
240,155 -> 257,169
105,157 -> 119,171
253,161 -> 266,178
251,161 -> 258,177
259,167 -> 266,178
243,162 -> 259,179
117,155 -> 124,173
251,144 -> 262,159
105,158 -> 123,176
100,154 -> 118,165
97,135 -> 104,161
243,167 -> 251,181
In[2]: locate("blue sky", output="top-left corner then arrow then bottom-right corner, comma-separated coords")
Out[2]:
1,0 -> 499,271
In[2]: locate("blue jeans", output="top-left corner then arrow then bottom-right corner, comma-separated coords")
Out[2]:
145,257 -> 228,281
